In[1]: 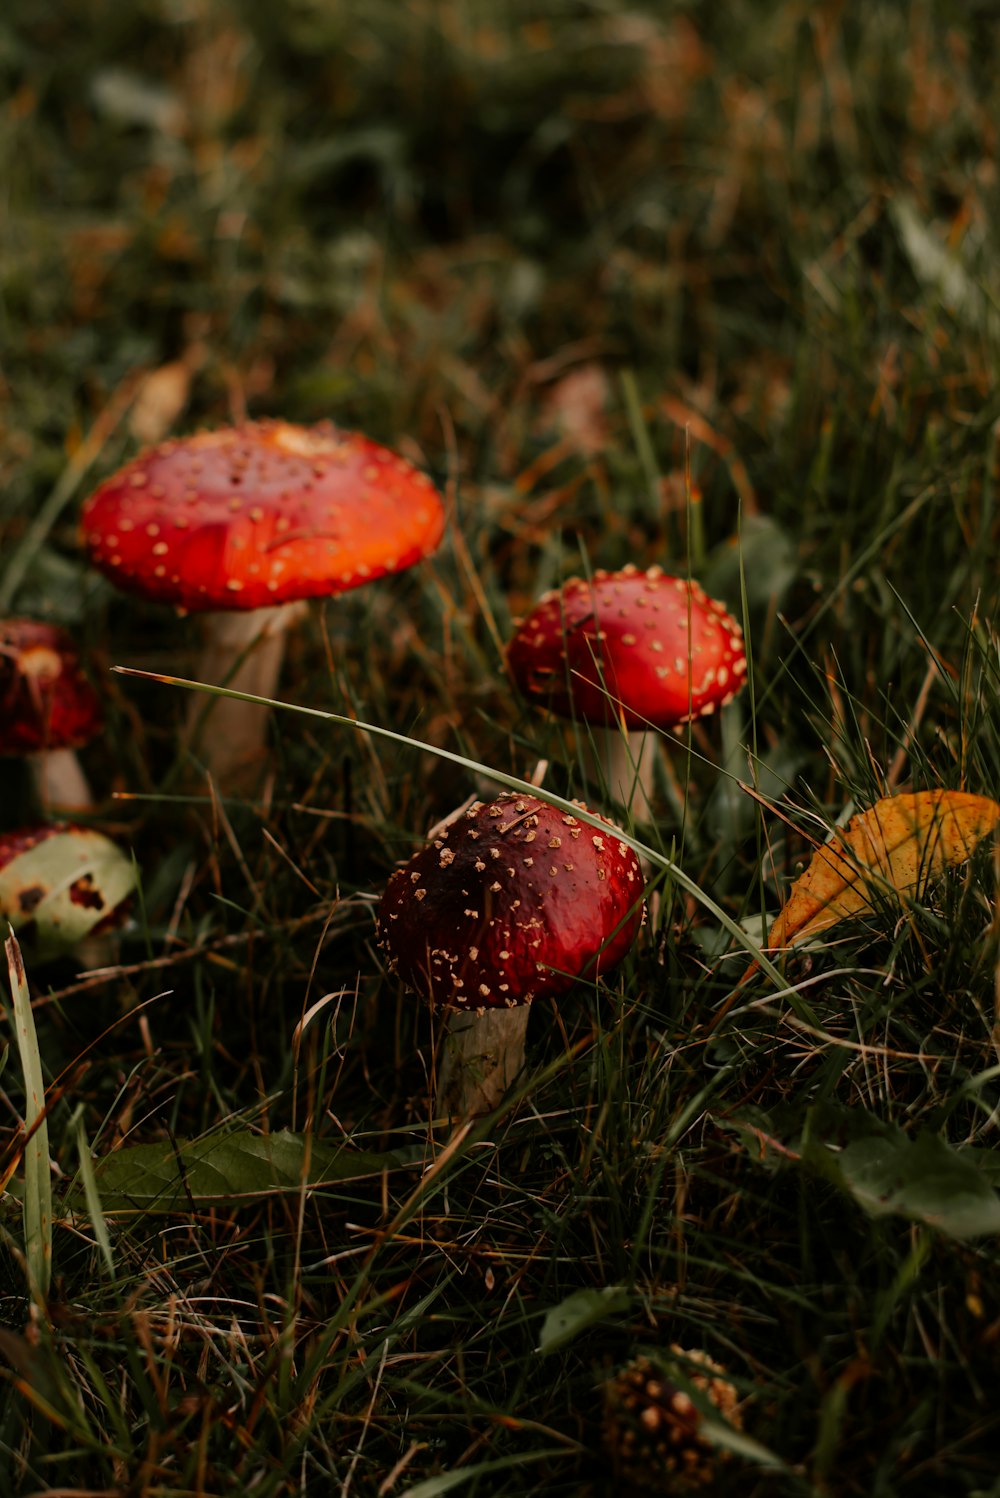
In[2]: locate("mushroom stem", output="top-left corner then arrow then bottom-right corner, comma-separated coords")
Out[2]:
437,1005 -> 532,1118
28,748 -> 95,815
187,602 -> 307,783
586,727 -> 659,815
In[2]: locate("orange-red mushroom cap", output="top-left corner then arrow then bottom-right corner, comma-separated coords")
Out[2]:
80,420 -> 445,612
506,565 -> 747,730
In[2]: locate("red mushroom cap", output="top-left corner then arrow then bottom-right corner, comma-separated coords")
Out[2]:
80,419 -> 445,612
378,792 -> 644,1012
506,565 -> 747,730
0,619 -> 104,755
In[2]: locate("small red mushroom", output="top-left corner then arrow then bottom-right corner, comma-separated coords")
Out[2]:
81,419 -> 445,783
378,791 -> 645,1116
506,565 -> 747,809
0,619 -> 104,812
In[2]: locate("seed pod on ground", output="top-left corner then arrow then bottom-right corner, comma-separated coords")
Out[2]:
602,1348 -> 743,1493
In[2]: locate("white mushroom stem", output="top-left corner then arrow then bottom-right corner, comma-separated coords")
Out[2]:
27,749 -> 95,815
585,727 -> 660,815
436,1005 -> 532,1118
187,601 -> 307,784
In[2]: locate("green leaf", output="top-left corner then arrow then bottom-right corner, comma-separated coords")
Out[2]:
701,514 -> 797,614
731,1104 -> 1000,1240
890,197 -> 996,335
536,1285 -> 629,1355
68,1128 -> 418,1215
805,1127 -> 1000,1240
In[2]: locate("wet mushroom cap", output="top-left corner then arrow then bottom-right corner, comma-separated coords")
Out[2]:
378,792 -> 644,1012
80,419 -> 445,612
506,565 -> 747,730
0,619 -> 104,754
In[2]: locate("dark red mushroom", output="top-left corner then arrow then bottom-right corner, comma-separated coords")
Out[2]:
0,823 -> 136,964
378,791 -> 645,1116
506,565 -> 747,808
0,619 -> 104,812
81,419 -> 445,782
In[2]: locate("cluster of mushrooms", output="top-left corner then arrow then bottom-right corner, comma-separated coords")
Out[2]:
1,418 -> 747,1115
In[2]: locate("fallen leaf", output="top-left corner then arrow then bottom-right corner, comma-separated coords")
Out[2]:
766,789 -> 1000,953
128,358 -> 197,444
540,363 -> 610,453
63,1128 -> 422,1215
536,1285 -> 629,1354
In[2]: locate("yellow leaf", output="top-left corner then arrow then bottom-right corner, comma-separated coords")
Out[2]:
766,790 -> 1000,953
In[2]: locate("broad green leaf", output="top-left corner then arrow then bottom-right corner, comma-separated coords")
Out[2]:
727,1102 -> 999,1240
701,514 -> 797,614
69,1128 -> 417,1215
536,1285 -> 629,1354
805,1128 -> 1000,1240
734,1104 -> 1000,1241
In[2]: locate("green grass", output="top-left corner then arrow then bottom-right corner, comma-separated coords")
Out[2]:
2,0 -> 1000,1492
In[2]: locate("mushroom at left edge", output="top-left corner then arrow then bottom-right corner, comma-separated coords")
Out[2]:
0,825 -> 137,965
0,619 -> 104,814
80,420 -> 446,786
377,791 -> 645,1118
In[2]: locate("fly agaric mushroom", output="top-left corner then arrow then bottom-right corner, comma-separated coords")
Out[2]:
0,823 -> 137,965
0,619 -> 104,813
506,565 -> 747,810
80,419 -> 445,783
378,791 -> 645,1117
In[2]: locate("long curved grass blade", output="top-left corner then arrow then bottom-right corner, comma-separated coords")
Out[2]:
110,667 -> 799,1005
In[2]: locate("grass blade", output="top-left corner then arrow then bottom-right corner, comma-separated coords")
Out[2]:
5,928 -> 52,1303
71,1106 -> 116,1280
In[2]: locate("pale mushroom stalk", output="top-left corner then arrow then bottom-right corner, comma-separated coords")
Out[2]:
28,749 -> 95,816
437,1005 -> 532,1117
586,725 -> 660,814
187,601 -> 306,782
